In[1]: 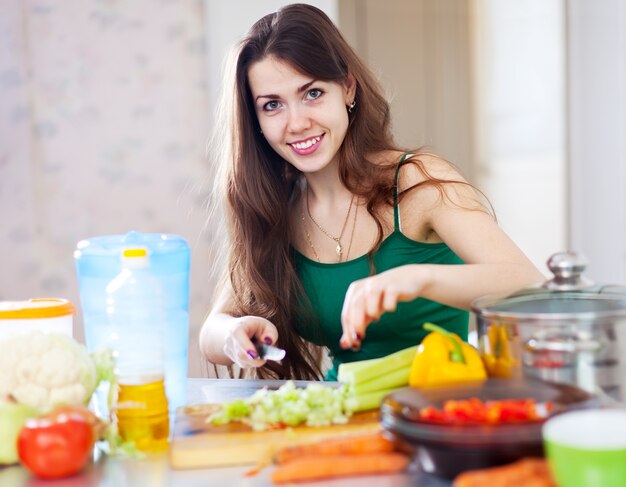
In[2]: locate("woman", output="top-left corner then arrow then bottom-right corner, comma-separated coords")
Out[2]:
199,3 -> 543,380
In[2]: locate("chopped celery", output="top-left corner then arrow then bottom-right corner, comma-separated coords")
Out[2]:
207,381 -> 353,431
345,387 -> 398,412
338,345 -> 418,385
351,366 -> 410,395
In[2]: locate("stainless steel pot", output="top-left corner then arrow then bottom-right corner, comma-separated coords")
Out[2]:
472,252 -> 626,403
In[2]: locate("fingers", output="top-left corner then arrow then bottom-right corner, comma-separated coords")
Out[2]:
341,279 -> 382,350
224,337 -> 265,369
258,325 -> 279,347
233,326 -> 267,367
224,317 -> 278,368
382,287 -> 400,314
340,273 -> 407,350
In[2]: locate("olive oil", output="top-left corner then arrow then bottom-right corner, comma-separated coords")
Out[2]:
116,374 -> 169,452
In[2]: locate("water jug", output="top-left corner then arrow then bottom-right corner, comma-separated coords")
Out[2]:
74,231 -> 189,418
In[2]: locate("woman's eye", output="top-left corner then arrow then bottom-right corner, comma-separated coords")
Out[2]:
306,89 -> 323,100
263,100 -> 281,111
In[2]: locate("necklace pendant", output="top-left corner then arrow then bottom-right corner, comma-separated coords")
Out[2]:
336,243 -> 343,255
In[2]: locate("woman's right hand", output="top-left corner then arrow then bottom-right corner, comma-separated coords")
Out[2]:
223,316 -> 279,368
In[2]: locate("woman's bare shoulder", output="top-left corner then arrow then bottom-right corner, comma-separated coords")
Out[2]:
398,152 -> 488,215
399,152 -> 467,185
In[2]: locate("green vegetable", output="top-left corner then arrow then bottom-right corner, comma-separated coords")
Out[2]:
207,381 -> 353,431
351,366 -> 411,395
0,400 -> 38,465
345,387 -> 398,413
102,423 -> 145,459
337,345 -> 417,385
337,345 -> 417,412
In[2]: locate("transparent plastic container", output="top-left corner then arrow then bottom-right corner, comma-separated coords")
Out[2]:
74,231 -> 189,418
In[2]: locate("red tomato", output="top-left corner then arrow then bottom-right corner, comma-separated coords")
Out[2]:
17,412 -> 95,479
46,404 -> 107,440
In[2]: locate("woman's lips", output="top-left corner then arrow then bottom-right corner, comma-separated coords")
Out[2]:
288,134 -> 323,155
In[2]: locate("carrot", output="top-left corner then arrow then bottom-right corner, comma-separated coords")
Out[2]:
453,458 -> 556,487
274,432 -> 395,464
271,452 -> 410,484
243,462 -> 267,477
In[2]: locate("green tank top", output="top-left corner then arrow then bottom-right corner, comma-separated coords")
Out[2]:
294,153 -> 469,380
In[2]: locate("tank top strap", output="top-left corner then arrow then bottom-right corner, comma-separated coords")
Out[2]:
393,152 -> 415,230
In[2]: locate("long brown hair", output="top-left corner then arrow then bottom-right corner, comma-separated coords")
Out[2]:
210,3 -> 483,379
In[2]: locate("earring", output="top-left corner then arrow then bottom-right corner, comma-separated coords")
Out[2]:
347,100 -> 356,113
259,128 -> 263,134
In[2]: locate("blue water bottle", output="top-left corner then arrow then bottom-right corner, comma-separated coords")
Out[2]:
74,231 -> 190,419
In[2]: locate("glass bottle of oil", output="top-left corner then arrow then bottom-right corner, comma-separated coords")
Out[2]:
106,247 -> 169,451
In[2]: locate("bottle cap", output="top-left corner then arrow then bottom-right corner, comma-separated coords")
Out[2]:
121,247 -> 149,268
122,248 -> 148,258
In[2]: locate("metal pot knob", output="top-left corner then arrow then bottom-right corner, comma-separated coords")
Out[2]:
543,251 -> 594,291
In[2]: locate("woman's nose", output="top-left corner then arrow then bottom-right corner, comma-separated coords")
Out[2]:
287,105 -> 311,133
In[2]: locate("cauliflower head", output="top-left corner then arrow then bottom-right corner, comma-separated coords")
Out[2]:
0,331 -> 98,412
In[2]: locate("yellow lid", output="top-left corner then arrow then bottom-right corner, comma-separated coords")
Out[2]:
122,247 -> 148,258
0,298 -> 75,319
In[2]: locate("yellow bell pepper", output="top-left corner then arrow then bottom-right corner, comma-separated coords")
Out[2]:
482,323 -> 517,378
409,323 -> 487,388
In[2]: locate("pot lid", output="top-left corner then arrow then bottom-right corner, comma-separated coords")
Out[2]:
472,252 -> 626,319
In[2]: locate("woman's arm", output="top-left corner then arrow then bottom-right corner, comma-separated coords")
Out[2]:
339,157 -> 544,349
199,278 -> 279,367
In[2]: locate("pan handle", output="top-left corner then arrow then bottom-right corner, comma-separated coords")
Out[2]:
524,337 -> 603,354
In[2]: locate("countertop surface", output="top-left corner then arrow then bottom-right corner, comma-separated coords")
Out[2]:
0,379 -> 452,487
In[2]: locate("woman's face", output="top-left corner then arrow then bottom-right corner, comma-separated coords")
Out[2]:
248,56 -> 355,174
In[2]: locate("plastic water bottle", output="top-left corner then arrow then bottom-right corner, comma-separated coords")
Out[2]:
105,247 -> 169,451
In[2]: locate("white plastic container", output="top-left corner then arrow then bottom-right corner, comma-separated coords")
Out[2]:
0,298 -> 74,340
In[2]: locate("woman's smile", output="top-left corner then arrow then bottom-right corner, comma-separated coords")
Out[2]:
288,134 -> 324,155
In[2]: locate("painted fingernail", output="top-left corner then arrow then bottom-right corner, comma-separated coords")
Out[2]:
247,349 -> 258,360
264,336 -> 273,345
354,332 -> 362,340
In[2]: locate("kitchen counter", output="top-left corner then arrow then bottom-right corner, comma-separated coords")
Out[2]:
0,379 -> 451,487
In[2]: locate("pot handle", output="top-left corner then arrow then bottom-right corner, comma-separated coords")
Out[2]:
524,337 -> 603,354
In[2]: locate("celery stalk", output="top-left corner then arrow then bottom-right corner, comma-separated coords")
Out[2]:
345,387 -> 397,412
337,345 -> 418,385
351,366 -> 411,395
338,356 -> 383,376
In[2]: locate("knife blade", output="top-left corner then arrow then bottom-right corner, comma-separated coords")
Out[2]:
252,337 -> 286,362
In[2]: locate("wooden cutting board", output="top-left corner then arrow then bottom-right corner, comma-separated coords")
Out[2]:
168,403 -> 381,470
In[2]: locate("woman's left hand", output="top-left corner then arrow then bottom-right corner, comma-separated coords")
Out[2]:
340,264 -> 428,350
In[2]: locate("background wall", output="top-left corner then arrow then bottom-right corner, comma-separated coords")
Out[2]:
0,0 -> 212,377
340,0 -> 567,275
567,0 -> 626,284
